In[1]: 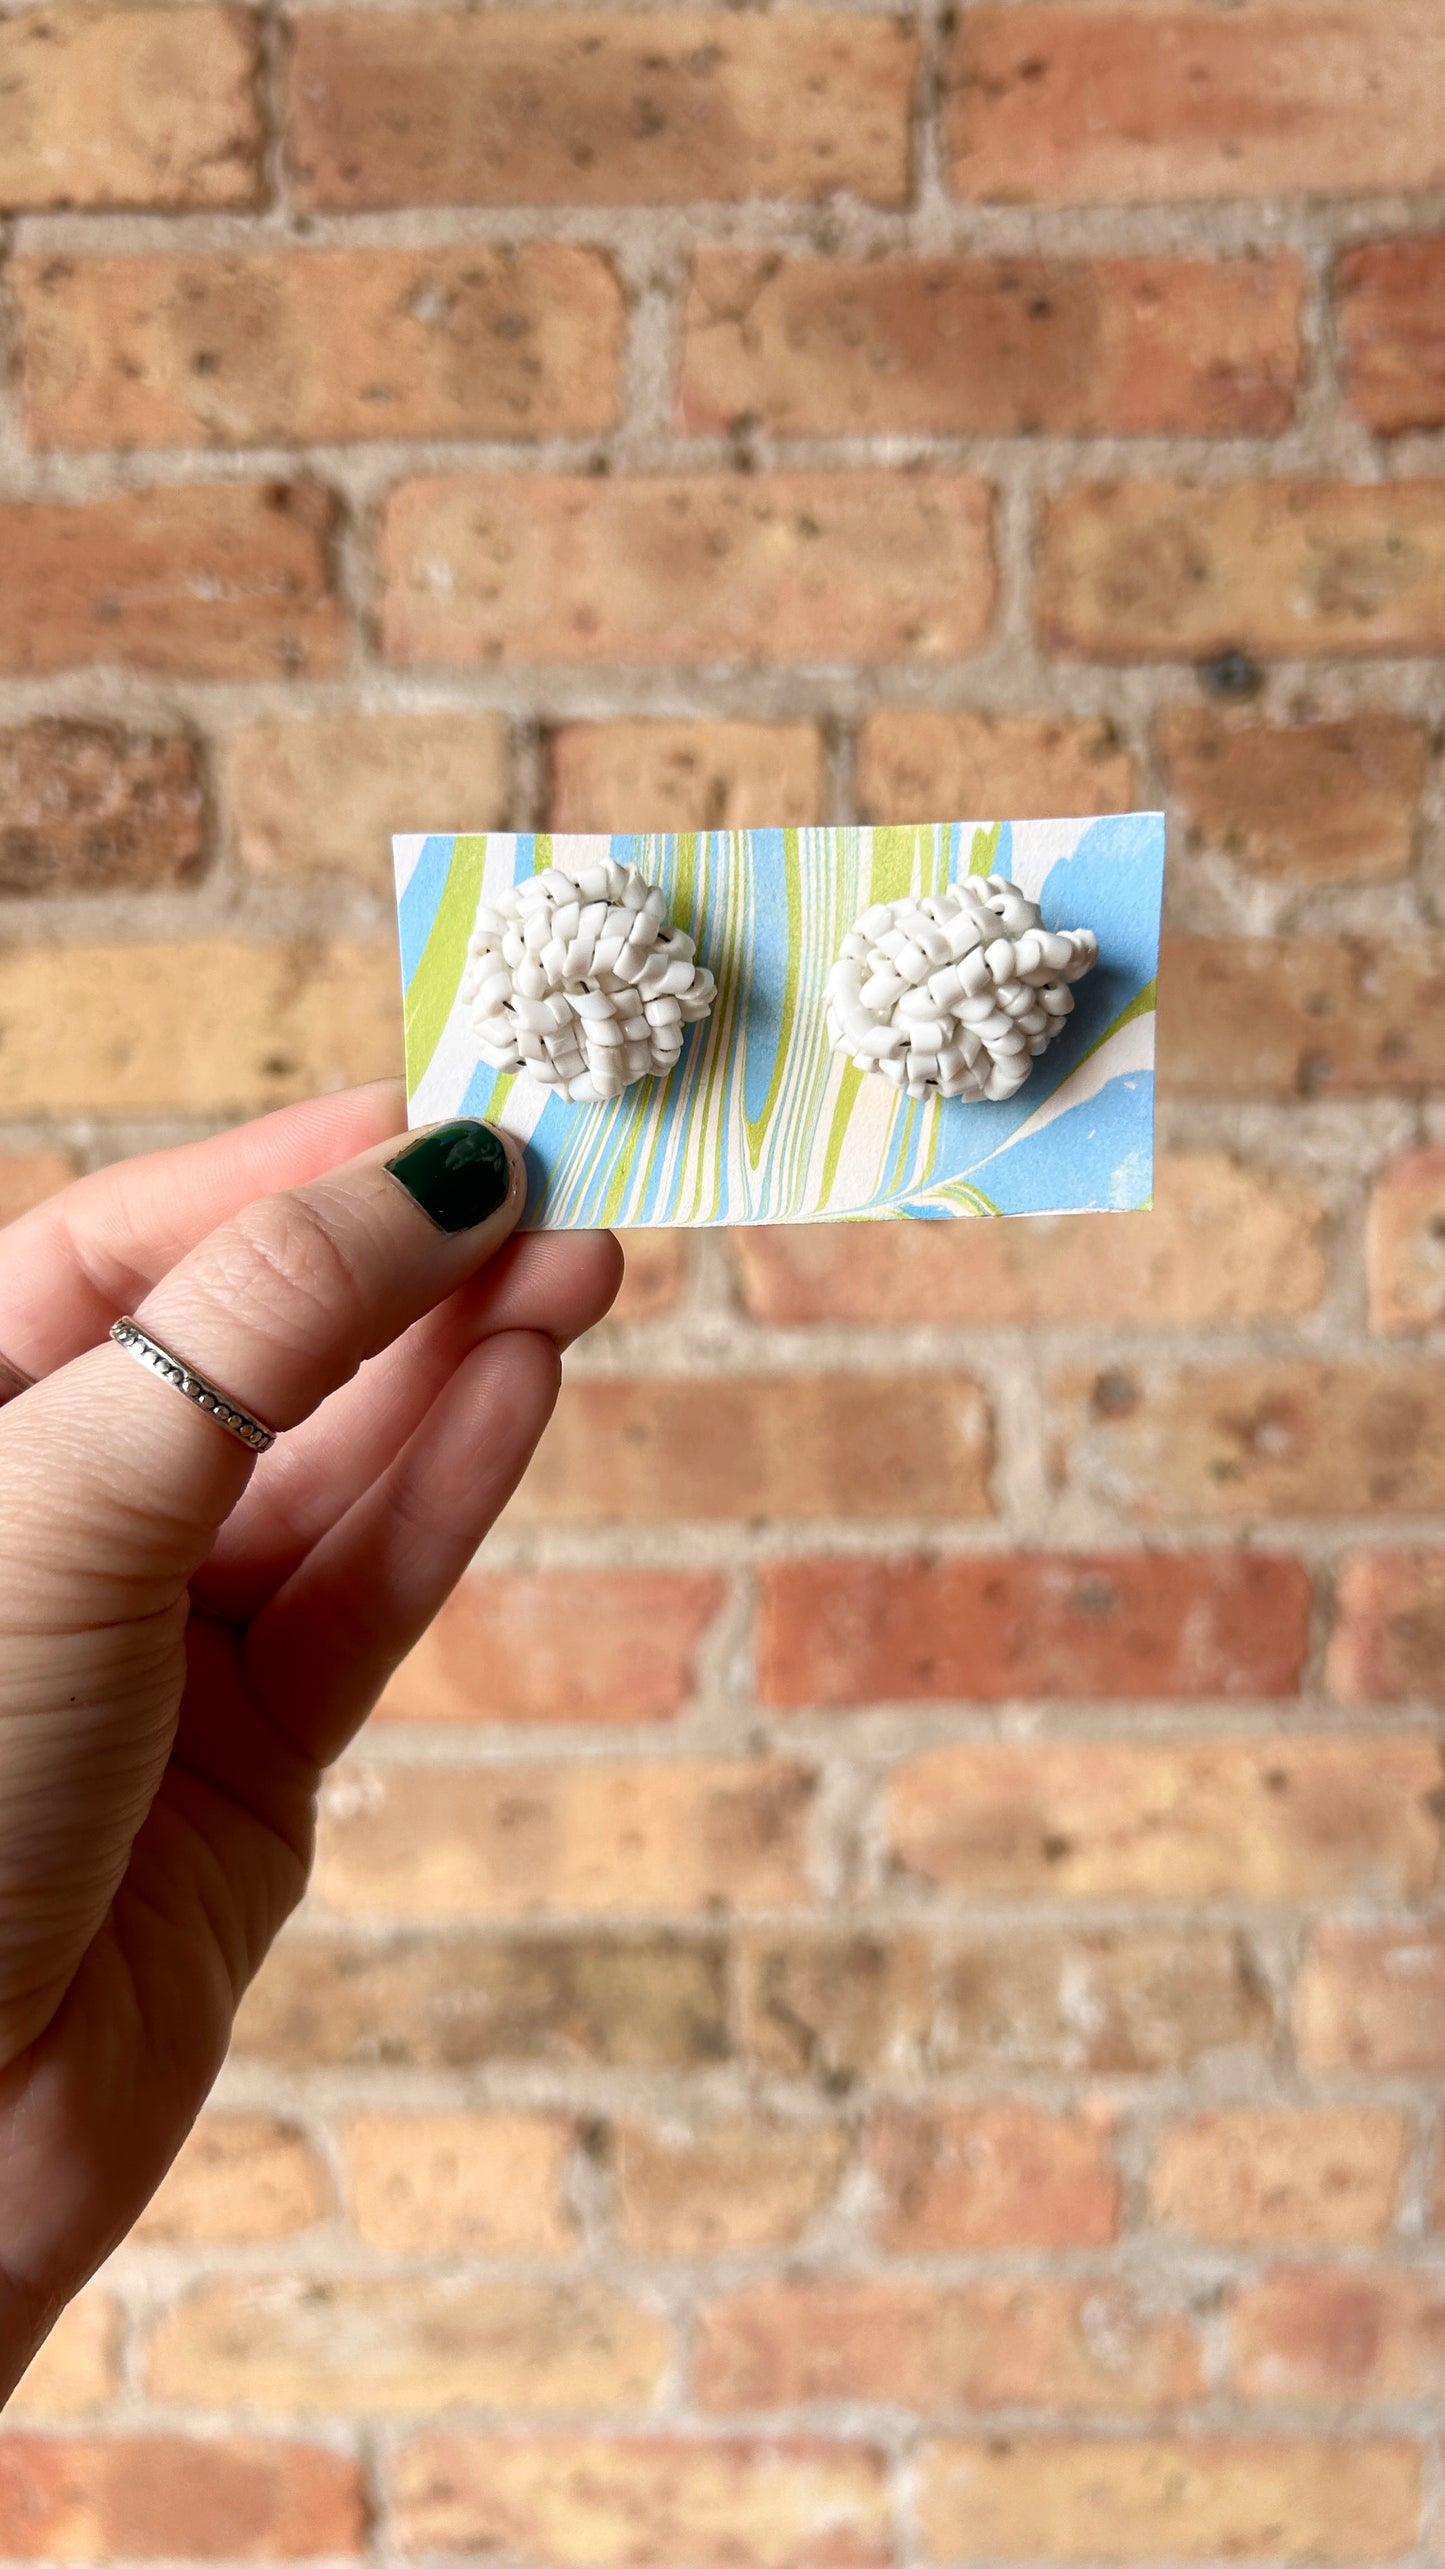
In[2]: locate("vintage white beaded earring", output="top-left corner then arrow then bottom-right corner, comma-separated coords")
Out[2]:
827,876 -> 1098,1104
462,855 -> 717,1104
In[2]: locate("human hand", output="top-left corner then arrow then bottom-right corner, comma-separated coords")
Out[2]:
0,1083 -> 621,2398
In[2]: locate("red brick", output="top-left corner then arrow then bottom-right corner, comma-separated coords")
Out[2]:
549,720 -> 826,833
145,2279 -> 670,2414
1161,935 -> 1445,1099
227,713 -> 509,895
1039,481 -> 1445,661
376,1571 -> 725,1724
1369,1149 -> 1445,1333
934,1929 -> 1273,2075
313,1759 -> 815,1919
0,6 -> 259,210
288,13 -> 915,209
868,2104 -> 1119,2250
1233,2269 -> 1445,2403
0,485 -> 345,680
857,709 -> 1137,825
1160,707 -> 1428,884
610,1233 -> 691,1325
1296,1925 -> 1445,2075
0,1151 -> 75,1227
506,1374 -> 992,1526
737,1930 -> 934,2085
0,718 -> 205,894
343,2112 -> 574,2254
696,2277 -> 1202,2415
7,2299 -> 122,2420
233,1928 -> 730,2071
1328,1552 -> 1445,1703
916,2436 -> 1421,2562
1340,237 -> 1445,436
17,247 -> 622,450
888,1736 -> 1441,1904
612,2119 -> 849,2254
133,2114 -> 331,2246
734,1153 -> 1324,1331
380,475 -> 996,669
390,2436 -> 892,2567
1053,1358 -> 1445,1518
947,5 -> 1445,205
0,940 -> 396,1120
681,251 -> 1301,438
0,2435 -> 363,2557
759,1551 -> 1311,1709
1150,2110 -> 1407,2246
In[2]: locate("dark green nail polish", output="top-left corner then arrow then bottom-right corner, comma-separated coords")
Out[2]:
385,1120 -> 513,1233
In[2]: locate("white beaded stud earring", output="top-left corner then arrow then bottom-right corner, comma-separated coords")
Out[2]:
463,855 -> 716,1105
828,875 -> 1097,1104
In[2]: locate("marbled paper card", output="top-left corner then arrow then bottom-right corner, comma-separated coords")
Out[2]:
393,816 -> 1165,1228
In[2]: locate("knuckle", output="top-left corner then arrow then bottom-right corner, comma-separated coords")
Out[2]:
219,1190 -> 367,1364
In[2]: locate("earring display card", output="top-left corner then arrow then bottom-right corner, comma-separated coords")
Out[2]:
393,816 -> 1165,1229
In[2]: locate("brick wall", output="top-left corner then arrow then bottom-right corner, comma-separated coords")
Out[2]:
3,0 -> 1445,2558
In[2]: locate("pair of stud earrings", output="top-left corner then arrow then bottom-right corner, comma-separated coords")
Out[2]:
462,855 -> 1096,1109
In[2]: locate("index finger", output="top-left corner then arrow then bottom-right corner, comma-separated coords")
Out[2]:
0,1082 -> 406,1381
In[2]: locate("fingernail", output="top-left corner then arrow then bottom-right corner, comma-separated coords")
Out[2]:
384,1120 -> 515,1234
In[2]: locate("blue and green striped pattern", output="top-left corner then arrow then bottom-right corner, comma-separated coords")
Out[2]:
393,815 -> 1165,1229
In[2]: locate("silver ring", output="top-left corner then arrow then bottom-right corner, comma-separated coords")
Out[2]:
0,1350 -> 35,1411
109,1317 -> 276,1453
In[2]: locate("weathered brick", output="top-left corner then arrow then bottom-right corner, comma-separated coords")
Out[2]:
0,2434 -> 363,2558
18,247 -> 622,450
1328,1552 -> 1445,1703
1296,1925 -> 1445,2075
376,1571 -> 725,1725
0,1150 -> 74,1226
1368,1149 -> 1445,1334
506,1375 -> 992,1525
548,720 -> 826,832
916,2436 -> 1421,2563
7,2298 -> 121,2420
1159,707 -> 1429,883
227,714 -> 508,894
612,2119 -> 849,2255
856,710 -> 1137,826
0,718 -> 205,895
0,939 -> 396,1119
1233,2269 -> 1445,2403
233,1927 -> 730,2072
390,2436 -> 892,2567
288,13 -> 915,209
1150,2111 -> 1408,2246
1339,237 -> 1445,436
869,2104 -> 1119,2250
888,1737 -> 1441,1904
145,2278 -> 670,2415
934,1929 -> 1273,2075
0,484 -> 345,680
759,1551 -> 1311,1708
681,251 -> 1301,438
610,1233 -> 691,1324
735,1153 -> 1323,1332
134,2114 -> 331,2246
947,5 -> 1445,205
0,6 -> 259,210
1039,481 -> 1445,661
343,2112 -> 574,2254
380,475 -> 996,668
1161,934 -> 1445,1098
313,1759 -> 815,1918
737,1930 -> 933,2087
1053,1358 -> 1445,1519
696,2277 -> 1202,2415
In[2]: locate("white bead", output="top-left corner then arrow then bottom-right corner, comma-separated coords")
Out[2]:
828,879 -> 1096,1104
